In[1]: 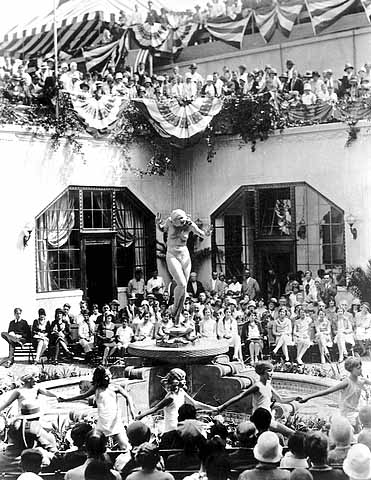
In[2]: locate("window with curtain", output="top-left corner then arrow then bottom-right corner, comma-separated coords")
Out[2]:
36,190 -> 80,292
35,187 -> 156,293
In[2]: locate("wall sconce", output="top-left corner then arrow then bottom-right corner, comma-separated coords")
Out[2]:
23,224 -> 34,247
297,218 -> 306,240
345,213 -> 358,240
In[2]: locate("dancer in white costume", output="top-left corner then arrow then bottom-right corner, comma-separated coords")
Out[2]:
156,210 -> 212,324
59,366 -> 135,449
135,368 -> 216,432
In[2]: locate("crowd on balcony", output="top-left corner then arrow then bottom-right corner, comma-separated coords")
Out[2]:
0,55 -> 370,117
1,267 -> 369,369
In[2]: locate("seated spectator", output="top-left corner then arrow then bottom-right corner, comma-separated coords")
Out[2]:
84,459 -> 116,480
199,306 -> 217,339
272,307 -> 292,362
1,307 -> 30,367
302,83 -> 317,105
328,416 -> 353,466
147,270 -> 165,300
154,310 -> 173,341
114,421 -> 151,475
305,431 -> 347,480
47,422 -> 93,472
110,316 -> 134,357
19,448 -> 43,480
290,469 -> 314,480
127,443 -> 174,480
166,421 -> 206,471
78,310 -> 95,363
31,308 -> 50,365
202,435 -> 231,480
343,444 -> 371,480
95,312 -> 117,365
238,431 -> 290,480
217,307 -> 243,361
134,311 -> 154,342
358,406 -> 371,450
241,311 -> 263,364
65,430 -> 121,480
281,431 -> 309,469
50,308 -> 73,364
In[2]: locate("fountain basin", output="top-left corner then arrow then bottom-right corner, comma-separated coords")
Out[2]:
128,339 -> 230,364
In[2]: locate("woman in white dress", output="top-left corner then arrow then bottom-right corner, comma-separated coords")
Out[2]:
354,302 -> 371,356
135,368 -> 215,433
59,366 -> 135,449
199,306 -> 217,339
293,307 -> 312,364
334,305 -> 355,362
217,307 -> 243,362
315,309 -> 333,364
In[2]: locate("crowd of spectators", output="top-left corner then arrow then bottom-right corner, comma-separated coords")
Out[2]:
1,55 -> 371,117
1,266 -> 369,368
3,368 -> 371,480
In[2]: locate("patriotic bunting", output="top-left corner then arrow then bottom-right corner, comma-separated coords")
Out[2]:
70,93 -> 128,131
254,0 -> 304,43
360,0 -> 371,20
206,13 -> 252,48
304,0 -> 357,34
157,23 -> 198,54
133,97 -> 223,148
286,102 -> 334,123
131,22 -> 169,49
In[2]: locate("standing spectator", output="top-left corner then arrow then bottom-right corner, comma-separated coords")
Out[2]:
287,69 -> 304,95
242,269 -> 261,300
339,63 -> 354,97
286,60 -> 295,80
1,307 -> 30,368
128,267 -> 146,306
302,270 -> 317,302
293,307 -> 311,364
201,75 -> 217,97
187,272 -> 205,299
182,72 -> 197,100
320,273 -> 337,304
146,270 -> 165,300
189,63 -> 204,86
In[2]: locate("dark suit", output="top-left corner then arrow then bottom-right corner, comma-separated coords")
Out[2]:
1,319 -> 30,362
187,280 -> 205,298
286,78 -> 304,95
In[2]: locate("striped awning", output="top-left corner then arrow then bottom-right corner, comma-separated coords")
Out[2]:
206,13 -> 252,48
0,0 -> 133,57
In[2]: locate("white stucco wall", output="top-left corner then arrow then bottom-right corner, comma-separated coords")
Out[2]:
1,121 -> 371,355
176,121 -> 371,281
0,127 -> 173,354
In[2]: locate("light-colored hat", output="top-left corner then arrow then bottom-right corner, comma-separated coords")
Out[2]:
343,444 -> 371,480
344,62 -> 354,71
185,72 -> 192,79
303,83 -> 312,91
157,75 -> 165,82
248,300 -> 256,308
228,298 -> 237,306
206,74 -> 213,82
352,298 -> 361,305
253,431 -> 282,464
115,72 -> 123,79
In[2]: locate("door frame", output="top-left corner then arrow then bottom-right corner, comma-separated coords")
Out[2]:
254,239 -> 296,297
81,233 -> 116,301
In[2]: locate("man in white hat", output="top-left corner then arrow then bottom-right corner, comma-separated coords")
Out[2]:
239,431 -> 289,480
182,72 -> 197,101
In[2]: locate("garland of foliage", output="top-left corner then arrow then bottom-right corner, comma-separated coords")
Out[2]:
1,90 -> 370,175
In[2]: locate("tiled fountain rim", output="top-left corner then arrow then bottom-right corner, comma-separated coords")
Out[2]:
272,372 -> 338,388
